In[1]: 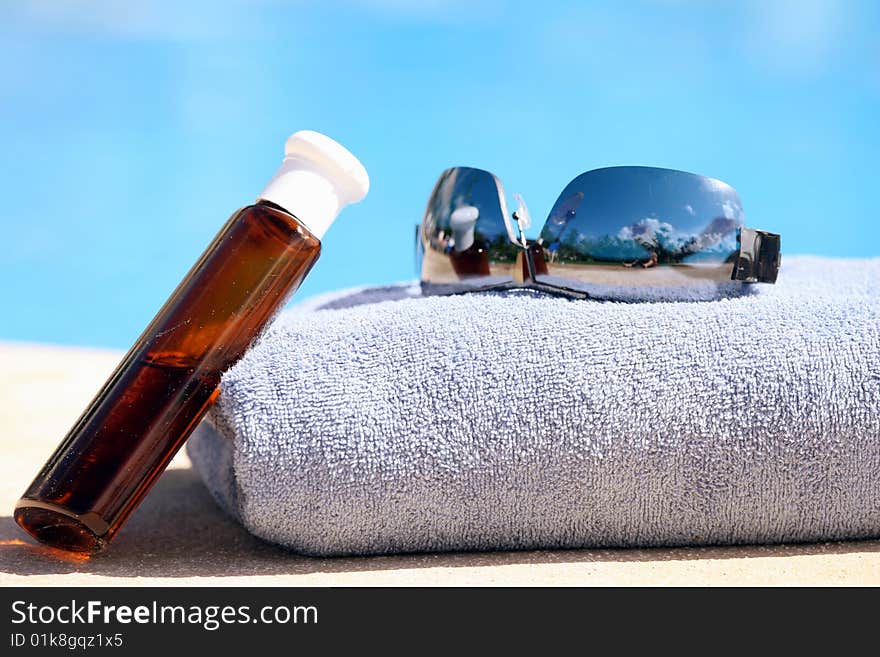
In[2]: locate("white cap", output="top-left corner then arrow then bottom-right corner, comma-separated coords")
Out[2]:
450,205 -> 479,252
258,130 -> 370,239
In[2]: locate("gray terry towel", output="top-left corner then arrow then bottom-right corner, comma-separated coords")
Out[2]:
187,255 -> 880,556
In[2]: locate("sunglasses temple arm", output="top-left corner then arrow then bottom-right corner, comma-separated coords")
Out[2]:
414,223 -> 424,278
732,227 -> 782,284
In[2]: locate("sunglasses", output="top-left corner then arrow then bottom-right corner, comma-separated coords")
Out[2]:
416,166 -> 781,301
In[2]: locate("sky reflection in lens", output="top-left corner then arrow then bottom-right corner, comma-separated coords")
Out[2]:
539,167 -> 745,266
424,167 -> 511,251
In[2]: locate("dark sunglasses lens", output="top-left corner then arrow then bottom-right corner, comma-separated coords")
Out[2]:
536,167 -> 747,299
419,167 -> 517,293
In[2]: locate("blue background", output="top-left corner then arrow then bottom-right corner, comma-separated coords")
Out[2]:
2,1 -> 878,348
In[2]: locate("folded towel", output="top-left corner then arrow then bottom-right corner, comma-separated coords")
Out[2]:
187,256 -> 880,556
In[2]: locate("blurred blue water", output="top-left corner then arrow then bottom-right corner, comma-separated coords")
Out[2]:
1,1 -> 878,348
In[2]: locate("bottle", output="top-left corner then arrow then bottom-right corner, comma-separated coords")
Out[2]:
14,130 -> 369,554
448,205 -> 490,277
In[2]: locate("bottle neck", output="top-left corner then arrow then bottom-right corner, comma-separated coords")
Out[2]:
256,198 -> 295,216
258,161 -> 342,240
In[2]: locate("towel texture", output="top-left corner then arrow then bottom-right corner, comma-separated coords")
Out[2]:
188,256 -> 880,556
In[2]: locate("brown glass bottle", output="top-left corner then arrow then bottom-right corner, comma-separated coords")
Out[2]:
15,130 -> 370,553
524,243 -> 549,277
14,202 -> 319,553
450,244 -> 491,278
